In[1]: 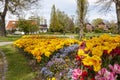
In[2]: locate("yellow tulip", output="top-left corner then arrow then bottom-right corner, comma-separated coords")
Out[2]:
45,52 -> 51,57
82,56 -> 101,72
92,46 -> 103,57
36,56 -> 41,62
78,49 -> 88,57
47,77 -> 56,80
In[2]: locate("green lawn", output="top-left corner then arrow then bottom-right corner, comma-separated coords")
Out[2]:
0,33 -> 117,42
0,35 -> 22,42
0,45 -> 36,80
85,32 -> 117,37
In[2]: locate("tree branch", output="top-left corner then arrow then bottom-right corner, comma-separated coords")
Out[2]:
1,0 -> 8,18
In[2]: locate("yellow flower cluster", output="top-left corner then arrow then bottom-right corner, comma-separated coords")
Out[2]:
22,35 -> 57,39
47,77 -> 56,80
78,34 -> 120,72
14,35 -> 80,62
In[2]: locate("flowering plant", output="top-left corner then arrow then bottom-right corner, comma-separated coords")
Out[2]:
72,34 -> 120,80
14,35 -> 80,62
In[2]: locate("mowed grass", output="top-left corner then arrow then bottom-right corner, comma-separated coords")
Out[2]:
0,45 -> 36,80
0,35 -> 22,42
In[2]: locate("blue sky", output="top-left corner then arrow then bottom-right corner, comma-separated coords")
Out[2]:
6,0 -> 117,25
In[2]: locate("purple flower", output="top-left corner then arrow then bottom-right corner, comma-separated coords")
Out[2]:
47,58 -> 65,67
109,64 -> 120,74
47,61 -> 54,67
95,68 -> 116,80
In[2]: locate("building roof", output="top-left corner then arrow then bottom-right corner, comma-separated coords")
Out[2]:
40,24 -> 47,27
6,20 -> 38,30
6,20 -> 17,30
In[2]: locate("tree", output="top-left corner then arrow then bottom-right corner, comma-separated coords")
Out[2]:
0,0 -> 40,37
49,5 -> 75,33
56,10 -> 65,32
77,0 -> 88,40
109,20 -> 118,33
16,19 -> 39,34
49,5 -> 61,32
56,10 -> 75,33
92,18 -> 103,27
65,17 -> 75,33
97,0 -> 120,34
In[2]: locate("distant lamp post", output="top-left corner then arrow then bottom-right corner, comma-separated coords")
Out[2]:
0,13 -> 2,26
0,13 -> 2,34
0,13 -> 1,21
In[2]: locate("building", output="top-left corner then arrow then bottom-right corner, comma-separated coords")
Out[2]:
98,22 -> 108,31
85,23 -> 93,32
39,18 -> 48,33
6,19 -> 48,34
6,20 -> 17,31
39,24 -> 48,33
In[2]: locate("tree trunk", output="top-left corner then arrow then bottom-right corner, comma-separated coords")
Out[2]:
0,0 -> 8,37
79,14 -> 85,40
115,0 -> 120,34
0,16 -> 6,37
79,23 -> 84,40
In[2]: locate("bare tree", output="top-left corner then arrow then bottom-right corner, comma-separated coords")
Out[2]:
0,0 -> 40,37
97,0 -> 120,34
77,0 -> 88,40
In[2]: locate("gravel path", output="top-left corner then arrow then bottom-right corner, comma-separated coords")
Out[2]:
0,42 -> 13,80
0,42 -> 13,46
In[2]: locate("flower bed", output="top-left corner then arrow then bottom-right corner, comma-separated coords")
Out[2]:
14,34 -> 120,80
40,44 -> 79,79
72,34 -> 120,80
14,35 -> 80,62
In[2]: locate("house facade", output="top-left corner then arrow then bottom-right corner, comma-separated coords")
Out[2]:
85,23 -> 93,32
6,19 -> 48,34
6,20 -> 17,31
98,22 -> 109,31
39,24 -> 48,33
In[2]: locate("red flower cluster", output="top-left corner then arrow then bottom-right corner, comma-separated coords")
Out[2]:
110,47 -> 120,56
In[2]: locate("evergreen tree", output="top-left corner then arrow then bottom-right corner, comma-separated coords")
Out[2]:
49,5 -> 61,32
49,5 -> 75,33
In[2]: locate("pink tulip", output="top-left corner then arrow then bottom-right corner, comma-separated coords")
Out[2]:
95,68 -> 116,80
109,64 -> 120,74
72,68 -> 82,80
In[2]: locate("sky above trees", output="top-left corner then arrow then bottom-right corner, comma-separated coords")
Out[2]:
6,0 -> 117,25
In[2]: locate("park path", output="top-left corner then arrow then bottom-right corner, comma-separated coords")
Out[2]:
0,42 -> 13,80
0,42 -> 13,46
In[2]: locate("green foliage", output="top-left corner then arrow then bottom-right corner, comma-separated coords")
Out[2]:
0,45 -> 36,80
74,27 -> 80,34
0,0 -> 40,37
16,19 -> 39,34
57,10 -> 75,33
94,28 -> 104,33
49,5 -> 61,32
49,5 -> 75,33
109,21 -> 118,34
92,18 -> 103,27
0,35 -> 22,42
